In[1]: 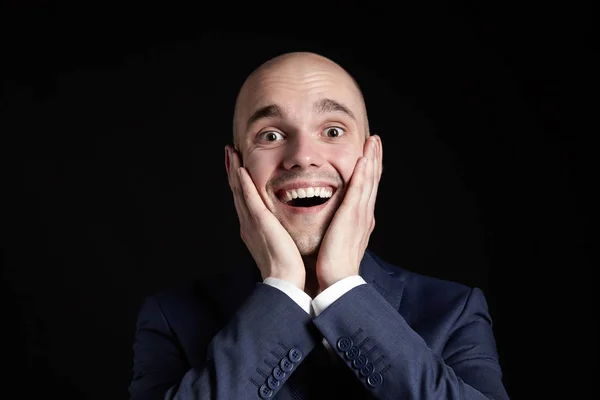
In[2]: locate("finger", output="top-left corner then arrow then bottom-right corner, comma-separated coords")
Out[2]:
232,171 -> 249,217
377,136 -> 383,181
237,167 -> 272,219
227,148 -> 251,221
372,136 -> 382,189
229,148 -> 245,195
368,136 -> 381,212
360,137 -> 376,208
341,155 -> 368,211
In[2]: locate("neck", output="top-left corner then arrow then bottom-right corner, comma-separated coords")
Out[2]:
302,255 -> 320,298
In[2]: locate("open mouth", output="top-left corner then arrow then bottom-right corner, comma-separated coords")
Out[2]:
277,187 -> 334,208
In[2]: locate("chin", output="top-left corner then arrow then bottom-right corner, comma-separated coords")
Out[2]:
289,231 -> 324,257
296,240 -> 321,257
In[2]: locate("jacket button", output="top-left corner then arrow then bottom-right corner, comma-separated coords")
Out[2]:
267,375 -> 280,390
288,347 -> 303,363
272,366 -> 286,380
360,362 -> 374,377
280,356 -> 294,372
345,346 -> 360,361
259,384 -> 273,398
367,372 -> 384,388
336,337 -> 353,352
352,354 -> 367,369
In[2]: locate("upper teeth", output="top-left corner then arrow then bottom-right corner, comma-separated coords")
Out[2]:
283,187 -> 333,202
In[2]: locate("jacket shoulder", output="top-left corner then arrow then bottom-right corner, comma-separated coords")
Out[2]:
369,251 -> 474,295
150,266 -> 260,319
368,251 -> 481,323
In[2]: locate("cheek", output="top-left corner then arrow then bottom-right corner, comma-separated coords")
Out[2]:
329,146 -> 363,183
243,151 -> 274,192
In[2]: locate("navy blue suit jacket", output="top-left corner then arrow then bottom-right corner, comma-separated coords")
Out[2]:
129,250 -> 509,399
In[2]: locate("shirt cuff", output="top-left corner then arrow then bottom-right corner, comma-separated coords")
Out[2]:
312,275 -> 367,317
263,277 -> 312,315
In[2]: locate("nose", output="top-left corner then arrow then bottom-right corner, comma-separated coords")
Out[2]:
282,134 -> 324,170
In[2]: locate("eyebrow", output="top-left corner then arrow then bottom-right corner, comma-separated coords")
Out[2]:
245,98 -> 356,130
313,98 -> 356,121
246,104 -> 284,128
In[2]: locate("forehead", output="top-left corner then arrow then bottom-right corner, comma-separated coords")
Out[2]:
237,59 -> 364,125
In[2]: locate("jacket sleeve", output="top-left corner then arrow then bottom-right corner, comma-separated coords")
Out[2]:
312,284 -> 510,400
129,283 -> 319,400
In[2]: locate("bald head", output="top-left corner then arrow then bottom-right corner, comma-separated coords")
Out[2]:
232,52 -> 369,149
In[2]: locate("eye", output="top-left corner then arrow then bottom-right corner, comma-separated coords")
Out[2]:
259,131 -> 284,142
323,126 -> 345,138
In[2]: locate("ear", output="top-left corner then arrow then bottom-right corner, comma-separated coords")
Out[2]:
224,144 -> 233,174
225,144 -> 243,174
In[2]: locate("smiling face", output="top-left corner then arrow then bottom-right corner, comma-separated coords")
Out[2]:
233,52 -> 369,256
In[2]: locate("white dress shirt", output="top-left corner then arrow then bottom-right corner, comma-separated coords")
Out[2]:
263,275 -> 367,356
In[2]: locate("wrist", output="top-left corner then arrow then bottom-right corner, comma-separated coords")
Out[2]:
265,271 -> 305,291
318,272 -> 352,291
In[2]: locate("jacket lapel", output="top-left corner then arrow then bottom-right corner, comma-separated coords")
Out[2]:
359,249 -> 405,312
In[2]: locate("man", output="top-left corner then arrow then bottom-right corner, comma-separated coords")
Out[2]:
129,52 -> 510,399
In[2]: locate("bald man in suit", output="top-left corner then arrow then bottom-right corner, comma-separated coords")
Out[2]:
129,52 -> 510,400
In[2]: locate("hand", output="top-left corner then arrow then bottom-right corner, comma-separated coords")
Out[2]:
316,135 -> 383,289
225,145 -> 306,290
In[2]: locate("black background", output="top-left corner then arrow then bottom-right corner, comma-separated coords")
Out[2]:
2,2 -> 591,399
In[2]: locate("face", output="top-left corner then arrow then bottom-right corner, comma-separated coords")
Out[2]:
234,56 -> 368,255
